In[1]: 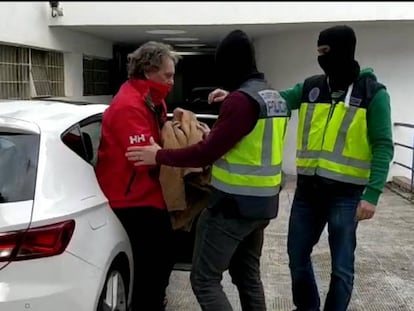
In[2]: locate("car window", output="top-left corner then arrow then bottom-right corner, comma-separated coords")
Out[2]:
80,121 -> 102,167
0,133 -> 39,203
62,127 -> 88,161
61,115 -> 102,167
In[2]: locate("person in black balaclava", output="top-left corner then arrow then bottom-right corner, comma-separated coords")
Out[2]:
317,25 -> 360,91
285,25 -> 393,311
214,29 -> 260,91
207,24 -> 393,311
125,29 -> 290,311
186,29 -> 289,311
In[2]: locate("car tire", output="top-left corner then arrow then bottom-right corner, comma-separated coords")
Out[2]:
97,263 -> 128,311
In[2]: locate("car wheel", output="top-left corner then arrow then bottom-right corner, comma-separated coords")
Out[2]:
97,266 -> 128,311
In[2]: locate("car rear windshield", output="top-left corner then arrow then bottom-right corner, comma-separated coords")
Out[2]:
0,133 -> 40,203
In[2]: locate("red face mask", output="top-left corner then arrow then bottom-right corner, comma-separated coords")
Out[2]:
146,79 -> 172,103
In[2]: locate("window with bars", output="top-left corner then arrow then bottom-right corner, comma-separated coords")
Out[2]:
83,56 -> 111,96
31,49 -> 65,97
0,44 -> 65,99
0,45 -> 30,99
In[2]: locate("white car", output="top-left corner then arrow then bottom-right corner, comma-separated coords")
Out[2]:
0,100 -> 134,311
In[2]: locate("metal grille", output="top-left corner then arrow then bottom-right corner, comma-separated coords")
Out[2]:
0,45 -> 30,99
0,44 -> 64,100
31,49 -> 52,97
31,49 -> 65,97
47,51 -> 65,96
83,56 -> 111,96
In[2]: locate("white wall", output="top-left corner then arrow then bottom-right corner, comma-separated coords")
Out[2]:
0,2 -> 113,99
49,1 -> 414,26
255,23 -> 414,180
63,53 -> 112,104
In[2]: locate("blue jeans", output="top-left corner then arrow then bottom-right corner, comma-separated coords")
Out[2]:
190,204 -> 270,311
287,177 -> 362,311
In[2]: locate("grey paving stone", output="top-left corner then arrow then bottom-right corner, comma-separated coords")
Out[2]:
167,184 -> 414,311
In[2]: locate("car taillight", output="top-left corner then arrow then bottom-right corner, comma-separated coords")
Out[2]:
0,220 -> 75,262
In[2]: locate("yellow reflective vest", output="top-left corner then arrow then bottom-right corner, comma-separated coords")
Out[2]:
297,74 -> 385,185
212,79 -> 290,197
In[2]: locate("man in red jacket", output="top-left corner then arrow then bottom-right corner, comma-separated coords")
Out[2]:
95,41 -> 179,311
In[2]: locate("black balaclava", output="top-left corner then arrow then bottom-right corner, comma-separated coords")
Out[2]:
215,30 -> 261,91
317,25 -> 360,91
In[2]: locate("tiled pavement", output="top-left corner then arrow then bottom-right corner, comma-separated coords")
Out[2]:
167,183 -> 414,310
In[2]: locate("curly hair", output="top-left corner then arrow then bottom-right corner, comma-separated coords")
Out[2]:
127,41 -> 180,79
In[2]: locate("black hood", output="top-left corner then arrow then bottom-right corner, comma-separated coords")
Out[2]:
317,25 -> 360,90
215,30 -> 260,91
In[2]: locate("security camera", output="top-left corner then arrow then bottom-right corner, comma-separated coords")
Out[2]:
50,1 -> 63,17
49,1 -> 59,8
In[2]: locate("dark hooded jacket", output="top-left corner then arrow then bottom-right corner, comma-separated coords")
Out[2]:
210,30 -> 281,219
215,30 -> 264,91
156,29 -> 281,219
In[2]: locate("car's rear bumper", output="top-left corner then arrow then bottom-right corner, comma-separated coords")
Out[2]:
0,251 -> 103,311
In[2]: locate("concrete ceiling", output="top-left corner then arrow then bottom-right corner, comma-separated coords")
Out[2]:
63,22 -> 334,49
61,20 -> 412,51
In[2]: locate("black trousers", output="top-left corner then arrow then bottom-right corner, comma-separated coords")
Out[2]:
114,207 -> 174,311
190,204 -> 270,311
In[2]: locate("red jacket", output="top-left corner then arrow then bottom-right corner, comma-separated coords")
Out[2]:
95,79 -> 168,209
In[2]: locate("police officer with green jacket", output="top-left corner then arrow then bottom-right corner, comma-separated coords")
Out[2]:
281,25 -> 393,311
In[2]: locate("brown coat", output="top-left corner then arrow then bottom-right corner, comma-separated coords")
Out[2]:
159,108 -> 211,231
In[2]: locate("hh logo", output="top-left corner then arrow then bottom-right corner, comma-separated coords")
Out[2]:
129,134 -> 146,144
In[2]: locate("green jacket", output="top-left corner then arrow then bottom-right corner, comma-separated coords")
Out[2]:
280,68 -> 394,205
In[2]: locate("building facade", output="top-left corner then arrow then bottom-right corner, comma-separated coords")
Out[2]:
1,1 -> 413,180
